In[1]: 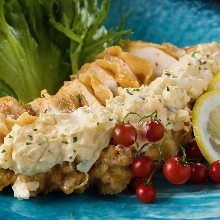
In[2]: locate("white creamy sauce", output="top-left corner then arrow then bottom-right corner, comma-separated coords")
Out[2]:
0,105 -> 115,175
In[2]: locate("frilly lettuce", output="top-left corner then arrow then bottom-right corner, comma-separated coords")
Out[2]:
0,0 -> 129,103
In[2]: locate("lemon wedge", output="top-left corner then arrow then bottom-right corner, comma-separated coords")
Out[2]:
192,90 -> 220,163
208,72 -> 220,91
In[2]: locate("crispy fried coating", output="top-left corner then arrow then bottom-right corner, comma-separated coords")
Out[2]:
89,145 -> 133,194
31,89 -> 83,115
0,168 -> 17,190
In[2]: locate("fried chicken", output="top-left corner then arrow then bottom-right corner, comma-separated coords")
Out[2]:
89,145 -> 133,194
0,42 -> 190,199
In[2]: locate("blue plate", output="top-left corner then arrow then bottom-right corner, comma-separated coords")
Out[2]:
2,0 -> 220,219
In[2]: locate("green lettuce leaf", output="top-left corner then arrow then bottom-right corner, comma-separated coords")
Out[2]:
0,0 -> 70,103
0,0 -> 130,103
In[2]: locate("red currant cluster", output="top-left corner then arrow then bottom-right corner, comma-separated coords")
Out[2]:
112,119 -> 220,203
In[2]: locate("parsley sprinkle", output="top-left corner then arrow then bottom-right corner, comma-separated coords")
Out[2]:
44,109 -> 48,113
8,135 -> 13,138
134,88 -> 140,92
34,129 -> 38,131
164,70 -> 171,76
28,135 -> 33,138
62,141 -> 68,144
26,142 -> 32,145
166,122 -> 172,126
126,89 -> 133,95
166,86 -> 170,91
139,96 -> 145,100
109,118 -> 113,121
76,94 -> 83,105
1,150 -> 5,153
155,61 -> 158,66
126,88 -> 140,95
73,137 -> 78,143
84,109 -> 92,113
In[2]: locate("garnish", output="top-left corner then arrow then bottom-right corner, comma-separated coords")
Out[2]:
164,70 -> 171,76
136,183 -> 156,203
132,156 -> 155,178
26,142 -> 32,145
8,135 -> 13,139
123,112 -> 141,123
1,150 -> 6,153
76,94 -> 83,106
73,137 -> 78,143
112,124 -> 137,147
143,120 -> 164,142
33,129 -> 38,131
209,160 -> 220,183
166,86 -> 170,91
62,141 -> 68,144
163,156 -> 191,184
126,88 -> 140,95
0,0 -> 130,103
84,109 -> 93,113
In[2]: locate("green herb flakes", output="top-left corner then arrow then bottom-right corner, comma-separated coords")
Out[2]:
73,137 -> 78,143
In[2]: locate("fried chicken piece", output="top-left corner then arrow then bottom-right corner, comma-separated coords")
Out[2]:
89,145 -> 133,194
78,62 -> 119,96
11,162 -> 89,199
0,97 -> 36,143
0,168 -> 17,190
96,55 -> 140,88
0,96 -> 32,119
98,46 -> 154,84
122,41 -> 178,77
7,145 -> 133,199
57,79 -> 101,106
31,89 -> 82,115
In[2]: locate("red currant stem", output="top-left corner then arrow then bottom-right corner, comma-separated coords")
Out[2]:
169,136 -> 186,163
157,131 -> 170,163
133,143 -> 151,159
145,167 -> 158,186
137,110 -> 158,124
122,112 -> 141,123
179,144 -> 187,163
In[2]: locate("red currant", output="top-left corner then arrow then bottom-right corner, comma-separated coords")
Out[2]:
132,156 -> 155,178
209,160 -> 220,183
143,120 -> 164,142
190,163 -> 208,184
163,157 -> 191,184
187,141 -> 203,159
136,183 -> 156,203
112,124 -> 137,147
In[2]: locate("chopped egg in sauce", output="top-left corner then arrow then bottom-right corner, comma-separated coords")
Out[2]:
0,105 -> 116,175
